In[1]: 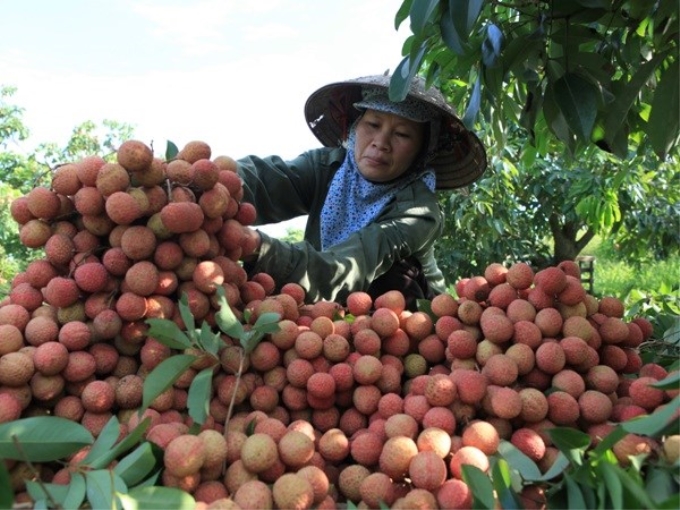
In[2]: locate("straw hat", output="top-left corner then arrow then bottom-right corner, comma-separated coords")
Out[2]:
304,73 -> 487,190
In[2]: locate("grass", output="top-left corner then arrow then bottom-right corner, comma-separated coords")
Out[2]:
580,236 -> 680,302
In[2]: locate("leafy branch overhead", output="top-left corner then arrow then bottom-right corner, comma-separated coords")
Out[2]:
392,0 -> 679,159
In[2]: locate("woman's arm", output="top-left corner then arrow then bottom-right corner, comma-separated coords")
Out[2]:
245,181 -> 443,304
236,148 -> 345,226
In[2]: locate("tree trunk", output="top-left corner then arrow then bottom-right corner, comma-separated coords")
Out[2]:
549,214 -> 595,262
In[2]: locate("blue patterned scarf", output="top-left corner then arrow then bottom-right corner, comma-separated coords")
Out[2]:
320,130 -> 436,250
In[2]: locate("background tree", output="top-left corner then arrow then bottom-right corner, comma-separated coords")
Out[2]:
389,0 -> 679,280
0,86 -> 133,292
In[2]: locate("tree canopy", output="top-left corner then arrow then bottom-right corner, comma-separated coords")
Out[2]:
391,0 -> 678,159
388,0 -> 679,280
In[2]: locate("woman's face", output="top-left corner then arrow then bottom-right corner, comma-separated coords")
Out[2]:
353,109 -> 425,182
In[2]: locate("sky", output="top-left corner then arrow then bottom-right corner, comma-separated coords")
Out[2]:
0,0 -> 411,235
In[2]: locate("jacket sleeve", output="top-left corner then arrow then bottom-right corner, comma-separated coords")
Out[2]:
247,180 -> 444,304
236,149 -> 342,226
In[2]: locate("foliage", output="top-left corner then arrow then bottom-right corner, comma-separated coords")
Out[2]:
392,0 -> 679,159
282,227 -> 305,243
0,290 -> 279,509
461,389 -> 680,510
394,1 -> 679,278
581,237 -> 680,300
0,85 -> 135,296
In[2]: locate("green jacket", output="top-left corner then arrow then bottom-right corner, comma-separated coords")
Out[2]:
237,147 -> 446,304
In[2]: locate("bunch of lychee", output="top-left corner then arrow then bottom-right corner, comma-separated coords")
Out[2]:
1,139 -> 677,509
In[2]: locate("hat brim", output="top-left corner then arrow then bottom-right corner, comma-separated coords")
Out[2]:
304,75 -> 487,190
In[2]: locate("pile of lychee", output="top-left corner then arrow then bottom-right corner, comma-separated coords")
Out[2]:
0,139 -> 676,509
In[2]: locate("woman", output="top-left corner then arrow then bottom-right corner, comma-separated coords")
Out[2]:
236,73 -> 486,309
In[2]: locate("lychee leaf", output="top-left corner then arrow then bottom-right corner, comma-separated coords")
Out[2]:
497,440 -> 542,481
253,312 -> 282,334
187,367 -> 214,426
564,474 -> 588,510
620,395 -> 680,436
178,293 -> 197,341
85,469 -> 126,510
145,318 -> 193,350
554,72 -> 597,142
197,320 -> 222,356
0,462 -> 11,510
461,464 -> 496,509
26,481 -> 71,508
63,472 -> 87,510
547,427 -> 590,465
165,140 -> 179,161
590,425 -> 626,458
214,286 -> 244,338
114,443 -> 157,487
0,416 -> 94,462
120,486 -> 196,510
141,354 -> 197,413
536,451 -> 570,481
492,458 -> 522,509
598,461 -> 623,510
650,371 -> 680,390
90,416 -> 151,470
28,473 -> 87,510
83,415 -> 122,466
645,466 -> 677,506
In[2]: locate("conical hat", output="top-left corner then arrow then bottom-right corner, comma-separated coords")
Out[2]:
304,74 -> 487,190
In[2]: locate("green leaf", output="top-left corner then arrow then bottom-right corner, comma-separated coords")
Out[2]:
0,461 -> 12,510
390,44 -> 427,102
548,427 -> 590,466
554,72 -> 598,141
543,83 -> 573,146
145,318 -> 193,350
89,416 -> 151,470
645,466 -> 677,505
141,354 -> 197,412
615,463 -> 658,509
621,396 -> 680,436
165,140 -> 179,161
86,469 -> 126,510
591,425 -> 627,458
197,320 -> 223,356
215,286 -> 244,338
408,0 -> 439,36
62,472 -> 87,510
26,480 -> 71,507
462,73 -> 482,128
603,51 -> 669,150
114,442 -> 158,487
119,486 -> 196,510
440,3 -> 465,54
178,293 -> 197,341
537,450 -> 570,481
187,367 -> 214,426
564,473 -> 588,510
646,59 -> 680,159
395,0 -> 414,30
599,461 -> 623,509
482,23 -> 503,68
492,458 -> 522,509
83,415 -> 122,466
253,312 -> 282,333
461,464 -> 496,509
657,493 -> 680,510
497,440 -> 542,481
0,416 -> 94,462
451,0 -> 484,40
651,371 -> 680,390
